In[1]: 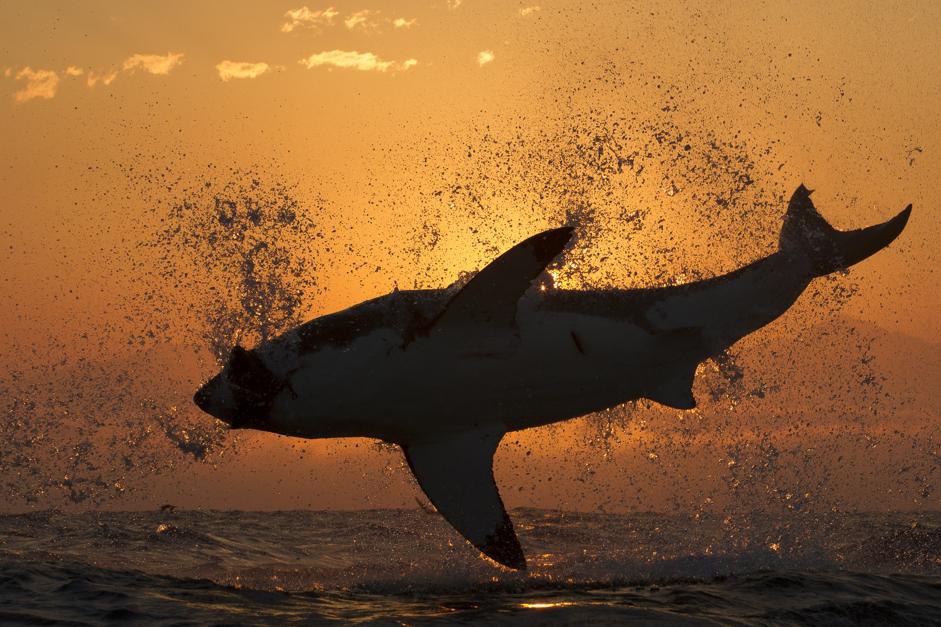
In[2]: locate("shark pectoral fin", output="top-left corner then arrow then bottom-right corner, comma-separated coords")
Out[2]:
645,363 -> 698,410
402,429 -> 526,570
421,227 -> 573,337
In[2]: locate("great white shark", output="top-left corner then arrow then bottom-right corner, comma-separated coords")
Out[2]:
193,185 -> 910,570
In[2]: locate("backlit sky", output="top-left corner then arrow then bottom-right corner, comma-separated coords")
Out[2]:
0,1 -> 938,512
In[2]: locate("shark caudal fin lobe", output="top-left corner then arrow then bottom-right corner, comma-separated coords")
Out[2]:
402,429 -> 526,570
779,184 -> 912,276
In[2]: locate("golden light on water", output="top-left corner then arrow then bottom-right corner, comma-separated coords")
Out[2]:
520,601 -> 576,610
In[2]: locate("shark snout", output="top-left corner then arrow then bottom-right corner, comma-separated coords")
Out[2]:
193,379 -> 236,426
193,385 -> 214,414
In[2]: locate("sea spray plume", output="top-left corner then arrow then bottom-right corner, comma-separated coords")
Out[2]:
379,105 -> 911,536
0,169 -> 325,507
194,185 -> 910,569
0,349 -> 226,505
140,174 -> 323,362
128,171 -> 325,462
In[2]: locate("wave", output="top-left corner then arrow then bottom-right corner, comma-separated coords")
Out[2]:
0,509 -> 939,623
1,557 -> 939,625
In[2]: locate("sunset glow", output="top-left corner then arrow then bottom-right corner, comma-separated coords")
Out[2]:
1,2 -> 939,622
1,0 -> 937,517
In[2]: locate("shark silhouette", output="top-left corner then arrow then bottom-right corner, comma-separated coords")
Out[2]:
193,185 -> 910,570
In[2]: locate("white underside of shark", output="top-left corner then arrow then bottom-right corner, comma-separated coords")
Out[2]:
194,185 -> 911,570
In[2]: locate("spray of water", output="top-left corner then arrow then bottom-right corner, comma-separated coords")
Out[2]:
0,71 -> 930,545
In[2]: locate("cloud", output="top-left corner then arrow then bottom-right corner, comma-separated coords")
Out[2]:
123,52 -> 185,75
216,60 -> 271,81
519,5 -> 541,16
446,0 -> 462,9
14,67 -> 60,102
346,11 -> 417,32
477,50 -> 495,66
299,50 -> 417,72
87,69 -> 118,87
345,9 -> 378,30
65,66 -> 84,77
281,6 -> 338,32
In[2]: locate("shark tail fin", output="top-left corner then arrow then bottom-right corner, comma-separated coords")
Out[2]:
779,184 -> 911,277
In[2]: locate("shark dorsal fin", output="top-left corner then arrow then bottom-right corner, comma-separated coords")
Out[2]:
402,428 -> 525,570
424,227 -> 573,336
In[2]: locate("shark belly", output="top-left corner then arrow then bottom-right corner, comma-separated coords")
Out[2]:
280,309 -> 659,441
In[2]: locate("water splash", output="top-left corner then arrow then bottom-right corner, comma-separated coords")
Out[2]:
0,70 -> 930,527
0,167 -> 325,506
137,170 -> 323,361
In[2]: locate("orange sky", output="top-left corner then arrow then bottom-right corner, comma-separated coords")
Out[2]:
0,1 -> 938,512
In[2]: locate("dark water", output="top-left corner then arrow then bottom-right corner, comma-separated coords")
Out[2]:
0,510 -> 939,625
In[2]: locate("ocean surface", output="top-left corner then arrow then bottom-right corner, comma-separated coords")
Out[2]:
0,509 -> 938,625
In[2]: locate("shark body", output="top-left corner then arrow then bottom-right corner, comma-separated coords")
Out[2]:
194,186 -> 911,570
